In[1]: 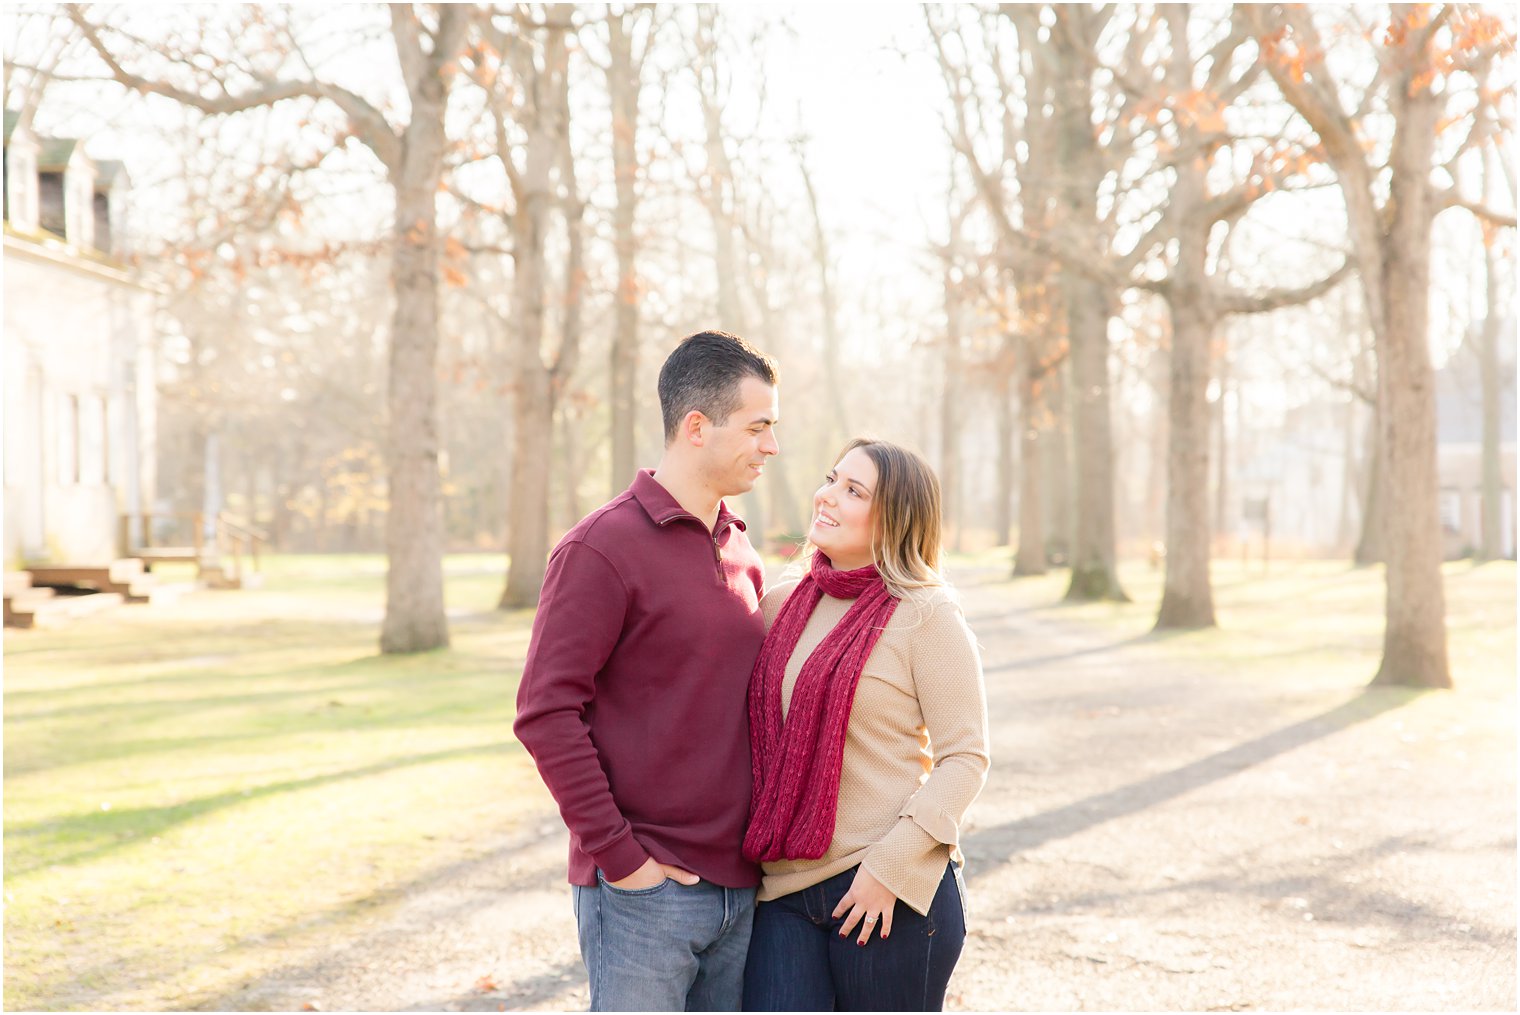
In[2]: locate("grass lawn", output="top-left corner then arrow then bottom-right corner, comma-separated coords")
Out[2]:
957,553 -> 1516,691
3,553 -> 542,1011
3,551 -> 1513,1010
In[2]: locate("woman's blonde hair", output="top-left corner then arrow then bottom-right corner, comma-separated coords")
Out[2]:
799,437 -> 948,602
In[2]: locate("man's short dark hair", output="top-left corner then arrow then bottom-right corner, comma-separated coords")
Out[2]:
658,331 -> 778,443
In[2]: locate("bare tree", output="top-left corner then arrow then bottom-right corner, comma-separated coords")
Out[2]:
475,7 -> 585,609
793,135 -> 849,448
602,4 -> 655,497
62,3 -> 470,652
1250,3 -> 1516,687
1140,5 -> 1350,629
931,4 -> 1131,599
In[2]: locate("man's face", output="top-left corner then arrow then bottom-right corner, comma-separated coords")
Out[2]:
700,376 -> 780,497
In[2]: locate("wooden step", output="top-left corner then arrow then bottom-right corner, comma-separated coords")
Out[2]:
4,571 -> 34,597
26,560 -> 153,602
4,588 -> 125,629
4,586 -> 56,628
134,546 -> 199,566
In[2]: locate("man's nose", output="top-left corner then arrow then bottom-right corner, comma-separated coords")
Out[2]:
761,430 -> 779,456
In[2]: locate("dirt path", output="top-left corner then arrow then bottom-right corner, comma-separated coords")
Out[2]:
208,571 -> 1516,1012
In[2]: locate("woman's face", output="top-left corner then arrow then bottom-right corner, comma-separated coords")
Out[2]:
809,447 -> 878,571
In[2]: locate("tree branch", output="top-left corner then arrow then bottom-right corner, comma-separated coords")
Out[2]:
1216,256 -> 1353,314
1438,191 -> 1518,228
65,3 -> 402,172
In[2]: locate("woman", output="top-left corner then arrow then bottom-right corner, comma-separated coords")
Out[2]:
742,438 -> 990,1012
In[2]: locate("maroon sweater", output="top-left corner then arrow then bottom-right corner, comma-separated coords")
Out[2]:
513,470 -> 766,888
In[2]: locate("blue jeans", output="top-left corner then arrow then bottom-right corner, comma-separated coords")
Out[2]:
742,863 -> 966,1012
573,871 -> 757,1011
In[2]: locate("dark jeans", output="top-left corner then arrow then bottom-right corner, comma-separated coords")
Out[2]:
742,863 -> 967,1012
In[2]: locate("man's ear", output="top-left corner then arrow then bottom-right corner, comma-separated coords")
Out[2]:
682,410 -> 708,447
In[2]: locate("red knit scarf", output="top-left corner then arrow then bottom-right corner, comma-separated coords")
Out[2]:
743,552 -> 900,862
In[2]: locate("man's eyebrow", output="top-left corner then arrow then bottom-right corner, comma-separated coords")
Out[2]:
746,414 -> 779,426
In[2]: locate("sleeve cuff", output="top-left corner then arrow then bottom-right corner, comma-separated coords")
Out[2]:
589,830 -> 650,883
900,794 -> 961,847
862,817 -> 946,917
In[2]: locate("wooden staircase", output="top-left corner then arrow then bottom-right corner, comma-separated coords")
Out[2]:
4,513 -> 268,630
122,511 -> 267,590
4,569 -> 125,629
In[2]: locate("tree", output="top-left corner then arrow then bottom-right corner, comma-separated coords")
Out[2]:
65,3 -> 471,652
1249,3 -> 1516,687
930,4 -> 1131,600
473,6 -> 585,609
602,4 -> 655,498
1130,5 -> 1350,629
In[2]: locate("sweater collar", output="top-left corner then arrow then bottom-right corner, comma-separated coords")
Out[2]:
631,468 -> 748,534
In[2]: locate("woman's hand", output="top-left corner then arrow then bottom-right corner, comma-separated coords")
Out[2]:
833,866 -> 898,945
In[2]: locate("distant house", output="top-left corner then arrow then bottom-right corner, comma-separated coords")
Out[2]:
1230,327 -> 1516,561
1434,321 -> 1517,559
3,110 -> 158,567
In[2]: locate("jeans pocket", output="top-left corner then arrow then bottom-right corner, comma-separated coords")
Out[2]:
596,869 -> 672,897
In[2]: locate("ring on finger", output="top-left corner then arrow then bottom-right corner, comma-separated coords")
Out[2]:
864,914 -> 878,924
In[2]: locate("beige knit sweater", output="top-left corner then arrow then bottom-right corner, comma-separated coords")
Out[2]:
754,579 -> 990,916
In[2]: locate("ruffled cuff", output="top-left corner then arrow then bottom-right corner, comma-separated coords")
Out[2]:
900,794 -> 961,847
861,817 -> 950,917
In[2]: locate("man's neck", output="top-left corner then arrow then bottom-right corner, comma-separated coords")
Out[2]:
650,458 -> 722,531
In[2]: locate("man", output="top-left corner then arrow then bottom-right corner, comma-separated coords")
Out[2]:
514,330 -> 780,1011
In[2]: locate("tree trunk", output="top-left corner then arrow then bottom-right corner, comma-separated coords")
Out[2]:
1051,18 -> 1125,601
501,25 -> 572,609
994,340 -> 1015,547
1156,299 -> 1217,628
1369,62 -> 1449,688
380,110 -> 449,653
1146,342 -> 1169,547
607,12 -> 641,497
1353,403 -> 1386,566
1155,61 -> 1215,627
941,252 -> 963,555
1477,243 -> 1504,561
1063,271 -> 1125,600
1045,361 -> 1074,566
1211,346 -> 1229,539
797,144 -> 849,446
1013,337 -> 1048,576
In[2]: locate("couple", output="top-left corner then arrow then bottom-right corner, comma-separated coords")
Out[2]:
514,331 -> 990,1012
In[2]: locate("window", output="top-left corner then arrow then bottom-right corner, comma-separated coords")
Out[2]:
93,191 -> 112,254
38,172 -> 64,237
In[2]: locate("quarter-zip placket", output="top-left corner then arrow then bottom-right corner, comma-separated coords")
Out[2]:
661,514 -> 731,585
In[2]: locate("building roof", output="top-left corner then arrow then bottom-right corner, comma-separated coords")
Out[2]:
37,135 -> 83,171
6,109 -> 89,168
